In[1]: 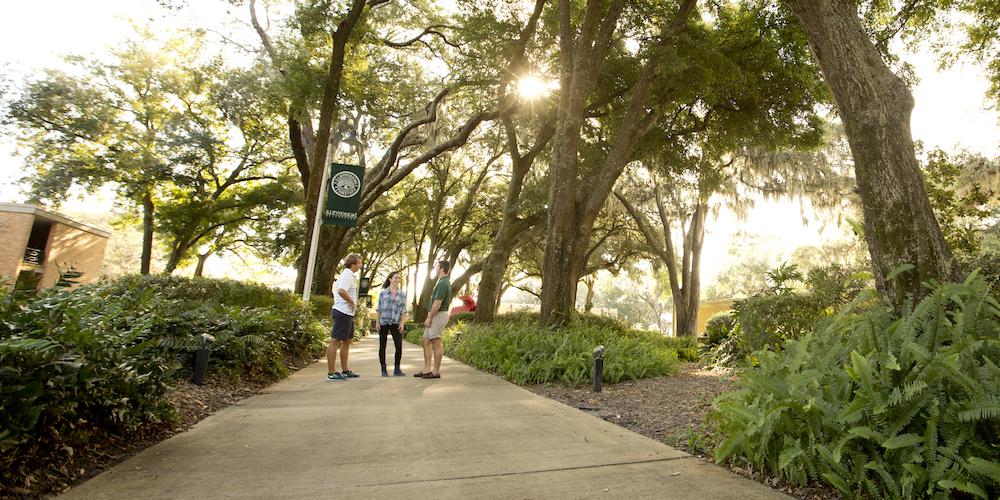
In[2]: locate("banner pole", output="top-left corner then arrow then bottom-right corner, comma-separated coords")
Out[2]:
302,162 -> 331,303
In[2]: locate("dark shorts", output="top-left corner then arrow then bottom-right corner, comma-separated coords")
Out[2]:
331,309 -> 355,340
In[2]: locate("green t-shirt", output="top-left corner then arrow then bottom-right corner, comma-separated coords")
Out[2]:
430,276 -> 452,313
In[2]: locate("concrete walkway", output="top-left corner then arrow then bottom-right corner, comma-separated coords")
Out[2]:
64,336 -> 787,499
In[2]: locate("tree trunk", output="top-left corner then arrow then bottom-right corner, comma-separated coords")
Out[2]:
539,221 -> 583,324
194,251 -> 211,277
583,277 -> 595,313
540,221 -> 590,324
681,202 -> 706,336
294,251 -> 308,294
450,260 -> 483,297
784,0 -> 957,307
673,301 -> 690,337
164,246 -> 183,274
313,226 -> 351,295
616,185 -> 706,336
496,282 -> 510,313
415,271 -> 437,323
476,131 -> 553,322
475,242 -> 518,322
473,179 -> 544,323
474,0 -> 551,323
540,0 -> 697,326
140,190 -> 154,275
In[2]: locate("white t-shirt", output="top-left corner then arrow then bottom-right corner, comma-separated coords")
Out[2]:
332,268 -> 358,316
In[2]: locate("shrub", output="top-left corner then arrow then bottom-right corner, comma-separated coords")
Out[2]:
0,274 -> 328,485
714,264 -> 869,367
703,311 -> 736,347
448,311 -> 476,325
713,275 -> 1000,498
404,326 -> 423,345
661,335 -> 700,362
308,295 -> 334,322
959,249 -> 1000,291
0,275 -> 327,498
732,292 -> 826,354
102,275 -> 327,375
0,282 -> 177,483
804,264 -> 869,307
700,311 -> 738,366
442,312 -> 678,385
625,329 -> 700,362
491,311 -> 545,326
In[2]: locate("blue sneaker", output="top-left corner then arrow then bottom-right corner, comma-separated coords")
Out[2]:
393,368 -> 406,377
381,367 -> 389,377
327,372 -> 346,381
342,370 -> 360,378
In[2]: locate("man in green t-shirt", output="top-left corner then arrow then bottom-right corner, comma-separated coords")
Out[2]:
417,260 -> 451,379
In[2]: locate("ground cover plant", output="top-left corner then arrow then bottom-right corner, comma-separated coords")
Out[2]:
712,274 -> 1000,498
0,275 -> 326,496
407,312 -> 679,385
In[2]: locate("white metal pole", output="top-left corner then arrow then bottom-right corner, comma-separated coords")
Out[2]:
302,162 -> 332,302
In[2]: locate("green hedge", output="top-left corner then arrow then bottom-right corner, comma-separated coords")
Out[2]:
0,275 -> 326,485
407,312 -> 678,385
713,274 -> 1000,498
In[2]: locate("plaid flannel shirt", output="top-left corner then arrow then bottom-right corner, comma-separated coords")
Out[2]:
377,288 -> 407,326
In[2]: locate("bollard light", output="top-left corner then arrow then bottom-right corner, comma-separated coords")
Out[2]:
593,345 -> 605,393
192,333 -> 215,386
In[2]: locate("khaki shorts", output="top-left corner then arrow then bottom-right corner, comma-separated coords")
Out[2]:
423,312 -> 449,340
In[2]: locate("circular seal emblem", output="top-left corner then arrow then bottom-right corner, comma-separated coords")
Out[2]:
330,171 -> 361,198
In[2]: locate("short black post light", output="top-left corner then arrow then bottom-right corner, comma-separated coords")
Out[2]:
192,333 -> 215,386
593,345 -> 605,393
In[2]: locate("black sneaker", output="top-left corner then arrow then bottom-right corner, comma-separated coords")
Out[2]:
342,370 -> 360,378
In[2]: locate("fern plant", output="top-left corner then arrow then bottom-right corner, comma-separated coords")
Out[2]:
713,273 -> 1000,498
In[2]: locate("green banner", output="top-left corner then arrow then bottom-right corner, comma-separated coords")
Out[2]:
323,163 -> 365,227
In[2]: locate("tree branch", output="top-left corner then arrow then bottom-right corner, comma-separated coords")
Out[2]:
382,25 -> 461,49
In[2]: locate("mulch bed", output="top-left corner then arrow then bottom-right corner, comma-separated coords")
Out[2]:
2,368 -> 306,499
527,362 -> 840,500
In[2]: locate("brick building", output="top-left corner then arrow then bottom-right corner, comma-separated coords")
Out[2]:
0,203 -> 110,289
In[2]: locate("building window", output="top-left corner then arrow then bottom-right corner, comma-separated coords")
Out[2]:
23,222 -> 51,265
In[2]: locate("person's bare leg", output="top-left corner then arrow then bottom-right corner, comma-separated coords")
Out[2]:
327,339 -> 340,373
422,337 -> 432,373
432,338 -> 443,375
340,338 -> 352,372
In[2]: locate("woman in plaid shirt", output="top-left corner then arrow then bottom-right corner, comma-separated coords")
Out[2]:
376,271 -> 408,376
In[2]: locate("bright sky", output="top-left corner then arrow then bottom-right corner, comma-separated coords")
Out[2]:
1,2 -> 998,288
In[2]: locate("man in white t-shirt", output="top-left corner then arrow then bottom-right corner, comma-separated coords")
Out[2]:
328,253 -> 363,381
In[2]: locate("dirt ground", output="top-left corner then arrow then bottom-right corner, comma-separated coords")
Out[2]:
529,363 -> 733,447
527,362 -> 840,500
